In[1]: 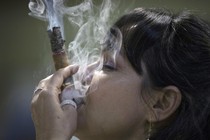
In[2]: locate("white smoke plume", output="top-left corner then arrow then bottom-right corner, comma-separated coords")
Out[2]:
28,0 -> 120,96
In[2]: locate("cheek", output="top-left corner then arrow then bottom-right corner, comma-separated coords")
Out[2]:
85,72 -> 147,134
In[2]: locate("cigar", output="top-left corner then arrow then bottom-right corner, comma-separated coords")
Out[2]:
48,27 -> 69,70
48,27 -> 84,106
48,27 -> 74,85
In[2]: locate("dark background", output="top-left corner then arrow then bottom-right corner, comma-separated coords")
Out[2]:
0,0 -> 210,140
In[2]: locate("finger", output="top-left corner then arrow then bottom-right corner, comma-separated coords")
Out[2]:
32,75 -> 53,98
60,87 -> 78,109
32,65 -> 79,106
62,105 -> 78,135
48,65 -> 79,91
61,99 -> 77,109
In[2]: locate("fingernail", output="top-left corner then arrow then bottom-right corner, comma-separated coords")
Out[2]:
72,65 -> 79,73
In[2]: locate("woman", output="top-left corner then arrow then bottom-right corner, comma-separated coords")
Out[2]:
31,8 -> 210,140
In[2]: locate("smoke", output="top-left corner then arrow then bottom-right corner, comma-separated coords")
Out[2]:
28,0 -> 121,96
28,0 -> 93,37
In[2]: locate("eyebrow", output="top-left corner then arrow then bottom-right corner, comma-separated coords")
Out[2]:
101,34 -> 125,53
102,44 -> 125,57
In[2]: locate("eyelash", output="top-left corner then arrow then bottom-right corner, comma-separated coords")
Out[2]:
102,64 -> 115,71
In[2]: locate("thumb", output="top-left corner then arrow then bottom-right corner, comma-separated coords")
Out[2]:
62,103 -> 78,137
60,87 -> 78,135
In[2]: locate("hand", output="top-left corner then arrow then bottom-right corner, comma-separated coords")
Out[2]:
31,65 -> 79,140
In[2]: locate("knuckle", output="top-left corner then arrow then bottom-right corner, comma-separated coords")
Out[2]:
39,78 -> 47,85
39,89 -> 52,100
37,80 -> 46,89
38,89 -> 51,98
38,75 -> 53,85
38,88 -> 58,100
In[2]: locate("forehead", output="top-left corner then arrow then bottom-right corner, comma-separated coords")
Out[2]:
101,27 -> 125,56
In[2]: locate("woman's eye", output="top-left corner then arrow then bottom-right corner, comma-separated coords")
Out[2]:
102,64 -> 116,71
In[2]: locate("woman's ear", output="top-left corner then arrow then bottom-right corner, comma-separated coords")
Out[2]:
148,86 -> 182,123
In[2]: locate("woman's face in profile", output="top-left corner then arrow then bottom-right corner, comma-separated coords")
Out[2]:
76,50 -> 148,139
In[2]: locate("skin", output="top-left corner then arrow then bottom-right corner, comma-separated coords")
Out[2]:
75,51 -> 148,140
31,50 -> 182,140
31,65 -> 79,140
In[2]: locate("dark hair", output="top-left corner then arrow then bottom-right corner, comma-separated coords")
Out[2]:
114,8 -> 210,140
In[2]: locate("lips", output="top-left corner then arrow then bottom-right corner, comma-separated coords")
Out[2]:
73,97 -> 86,108
75,84 -> 91,109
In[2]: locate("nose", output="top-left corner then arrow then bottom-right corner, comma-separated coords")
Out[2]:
83,74 -> 93,86
82,61 -> 99,85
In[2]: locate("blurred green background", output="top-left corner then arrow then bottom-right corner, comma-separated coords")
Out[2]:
0,0 -> 209,139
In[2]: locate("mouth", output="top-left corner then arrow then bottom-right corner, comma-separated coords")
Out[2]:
74,86 -> 90,108
73,97 -> 86,109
